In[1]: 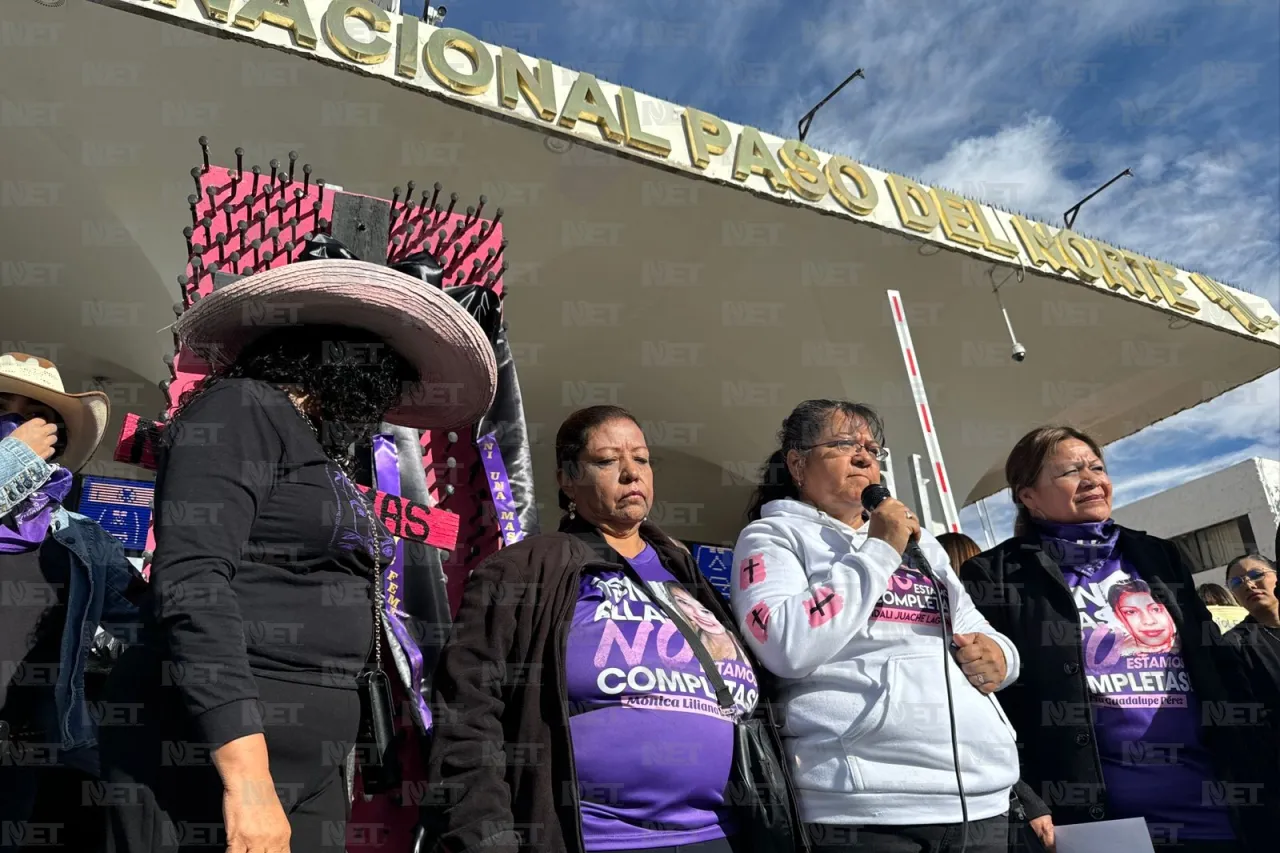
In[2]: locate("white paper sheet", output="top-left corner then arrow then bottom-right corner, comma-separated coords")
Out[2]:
1054,818 -> 1155,853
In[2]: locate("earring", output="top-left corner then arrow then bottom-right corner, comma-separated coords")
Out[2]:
568,500 -> 577,520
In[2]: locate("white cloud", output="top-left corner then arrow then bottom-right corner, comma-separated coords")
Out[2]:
1111,442 -> 1276,508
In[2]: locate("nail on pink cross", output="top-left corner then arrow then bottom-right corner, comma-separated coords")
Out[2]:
806,586 -> 844,628
739,553 -> 766,590
748,602 -> 771,643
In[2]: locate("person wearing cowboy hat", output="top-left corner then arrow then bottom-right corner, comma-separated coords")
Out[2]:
1,352 -> 146,852
98,259 -> 496,853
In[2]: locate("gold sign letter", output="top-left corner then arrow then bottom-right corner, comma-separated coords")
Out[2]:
617,87 -> 672,157
1059,232 -> 1104,283
824,156 -> 877,216
323,1 -> 391,66
1145,261 -> 1200,315
885,174 -> 939,234
969,204 -> 1021,258
424,27 -> 494,95
558,72 -> 624,143
233,0 -> 319,50
778,140 -> 828,202
1093,241 -> 1146,300
499,48 -> 557,121
682,108 -> 730,170
1118,250 -> 1164,302
395,15 -> 418,78
931,187 -> 986,250
732,127 -> 788,194
1010,216 -> 1075,275
197,0 -> 232,22
1189,273 -> 1273,332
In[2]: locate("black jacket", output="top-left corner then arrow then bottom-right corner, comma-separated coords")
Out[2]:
961,527 -> 1277,850
426,517 -> 788,853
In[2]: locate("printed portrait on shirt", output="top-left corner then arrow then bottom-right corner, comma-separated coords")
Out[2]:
1103,577 -> 1178,656
649,581 -> 745,663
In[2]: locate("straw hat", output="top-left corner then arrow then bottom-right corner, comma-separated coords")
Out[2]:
174,259 -> 498,430
0,353 -> 110,472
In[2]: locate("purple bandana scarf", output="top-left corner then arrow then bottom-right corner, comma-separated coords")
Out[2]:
1,413 -> 73,553
371,434 -> 431,730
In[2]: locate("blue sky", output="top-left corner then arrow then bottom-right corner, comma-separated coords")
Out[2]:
445,0 -> 1280,539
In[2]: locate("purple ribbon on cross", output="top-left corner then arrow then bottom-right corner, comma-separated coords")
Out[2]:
371,434 -> 431,731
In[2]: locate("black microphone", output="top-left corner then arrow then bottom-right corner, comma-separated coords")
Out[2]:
860,483 -> 934,578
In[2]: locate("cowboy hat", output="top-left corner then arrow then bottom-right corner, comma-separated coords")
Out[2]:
0,353 -> 110,472
174,259 -> 498,430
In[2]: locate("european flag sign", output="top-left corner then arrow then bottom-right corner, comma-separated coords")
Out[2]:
690,543 -> 734,600
78,476 -> 154,552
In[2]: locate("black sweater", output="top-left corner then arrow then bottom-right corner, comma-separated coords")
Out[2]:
148,379 -> 378,748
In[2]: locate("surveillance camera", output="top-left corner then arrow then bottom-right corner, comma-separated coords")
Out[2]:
1011,342 -> 1027,363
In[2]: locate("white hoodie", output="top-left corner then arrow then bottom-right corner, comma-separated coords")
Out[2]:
730,499 -> 1021,826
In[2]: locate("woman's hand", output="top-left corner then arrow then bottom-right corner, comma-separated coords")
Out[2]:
223,781 -> 291,853
1029,815 -> 1056,852
952,632 -> 1007,694
10,417 -> 57,461
866,497 -> 920,556
213,734 -> 290,853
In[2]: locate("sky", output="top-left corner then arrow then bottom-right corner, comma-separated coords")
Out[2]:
447,0 -> 1280,540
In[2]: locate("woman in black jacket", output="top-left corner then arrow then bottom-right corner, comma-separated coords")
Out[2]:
99,259 -> 496,853
427,405 -> 798,853
960,426 -> 1275,853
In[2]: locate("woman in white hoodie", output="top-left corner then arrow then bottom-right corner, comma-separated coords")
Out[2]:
731,400 -> 1022,853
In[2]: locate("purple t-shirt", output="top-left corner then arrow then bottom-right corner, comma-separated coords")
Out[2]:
1041,521 -> 1234,842
565,545 -> 758,851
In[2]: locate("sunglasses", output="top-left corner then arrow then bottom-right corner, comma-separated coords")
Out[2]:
1227,568 -> 1275,590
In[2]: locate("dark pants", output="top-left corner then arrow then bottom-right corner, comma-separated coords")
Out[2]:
807,813 -> 1009,853
0,747 -> 103,852
611,838 -> 739,853
1152,842 -> 1245,853
99,646 -> 360,852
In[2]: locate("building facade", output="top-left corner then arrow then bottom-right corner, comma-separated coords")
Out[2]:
1112,457 -> 1280,587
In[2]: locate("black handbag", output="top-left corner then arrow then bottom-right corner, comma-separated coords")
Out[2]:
637,578 -> 808,853
1007,787 -> 1048,853
352,487 -> 402,796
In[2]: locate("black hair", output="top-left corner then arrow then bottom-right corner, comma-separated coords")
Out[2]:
1198,583 -> 1236,606
554,405 -> 640,512
1107,577 -> 1154,612
745,400 -> 885,522
165,325 -> 416,467
1225,552 -> 1276,581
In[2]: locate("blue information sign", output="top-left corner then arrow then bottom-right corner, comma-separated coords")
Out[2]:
77,476 -> 154,552
691,543 -> 734,600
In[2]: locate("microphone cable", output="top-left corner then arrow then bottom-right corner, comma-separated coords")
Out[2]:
925,559 -> 969,853
861,484 -> 968,852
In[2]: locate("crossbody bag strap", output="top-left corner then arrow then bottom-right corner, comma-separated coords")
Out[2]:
620,564 -> 734,710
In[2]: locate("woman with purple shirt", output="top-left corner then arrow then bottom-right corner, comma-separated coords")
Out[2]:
961,426 -> 1277,853
427,406 -> 793,853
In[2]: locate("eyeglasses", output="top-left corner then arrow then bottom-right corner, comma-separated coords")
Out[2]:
1227,568 -> 1275,590
803,439 -> 889,462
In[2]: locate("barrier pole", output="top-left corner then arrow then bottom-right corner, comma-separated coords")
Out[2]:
909,453 -> 937,533
881,448 -> 898,501
975,497 -> 998,549
886,290 -> 962,534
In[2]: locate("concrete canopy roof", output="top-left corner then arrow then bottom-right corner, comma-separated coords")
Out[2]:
2,0 -> 1277,539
